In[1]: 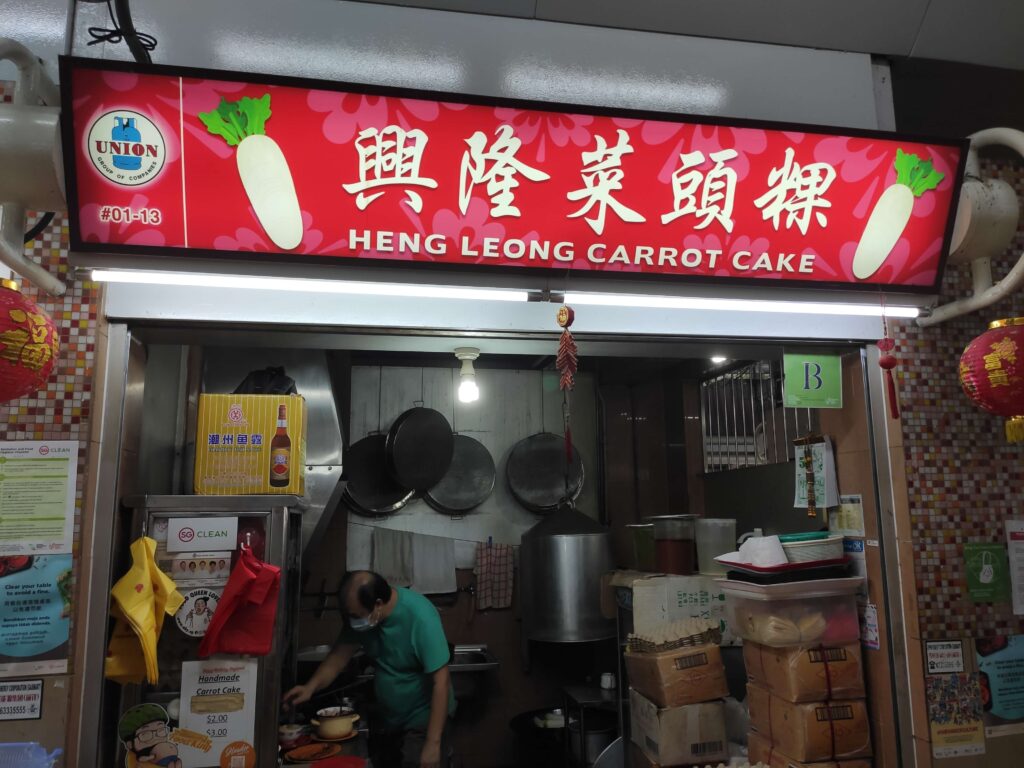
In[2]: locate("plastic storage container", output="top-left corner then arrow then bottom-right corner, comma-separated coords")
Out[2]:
719,577 -> 863,647
0,744 -> 61,768
626,523 -> 656,571
646,514 -> 697,575
696,518 -> 736,575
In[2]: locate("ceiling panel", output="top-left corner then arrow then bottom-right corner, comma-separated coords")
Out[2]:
912,0 -> 1024,70
346,0 -> 535,17
535,0 -> 929,58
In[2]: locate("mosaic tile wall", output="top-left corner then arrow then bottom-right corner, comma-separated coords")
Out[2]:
0,81 -> 103,660
892,158 -> 1024,641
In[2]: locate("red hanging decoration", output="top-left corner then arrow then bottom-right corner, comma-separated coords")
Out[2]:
959,318 -> 1024,442
556,306 -> 578,480
556,305 -> 577,392
0,280 -> 60,402
877,300 -> 900,420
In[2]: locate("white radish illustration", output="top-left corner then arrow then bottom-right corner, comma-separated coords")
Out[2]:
199,94 -> 303,250
852,148 -> 944,280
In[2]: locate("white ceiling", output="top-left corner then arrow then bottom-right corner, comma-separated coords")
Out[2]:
355,0 -> 1024,71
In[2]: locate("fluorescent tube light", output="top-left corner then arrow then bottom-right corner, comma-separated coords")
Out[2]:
563,292 -> 920,318
91,270 -> 529,302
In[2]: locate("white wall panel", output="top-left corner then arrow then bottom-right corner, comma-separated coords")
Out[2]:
71,0 -> 880,128
0,0 -> 68,82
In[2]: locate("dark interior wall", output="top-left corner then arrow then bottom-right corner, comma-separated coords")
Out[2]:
701,461 -> 820,538
891,58 -> 1024,138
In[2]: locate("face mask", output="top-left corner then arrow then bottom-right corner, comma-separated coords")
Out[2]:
349,616 -> 373,632
349,605 -> 379,632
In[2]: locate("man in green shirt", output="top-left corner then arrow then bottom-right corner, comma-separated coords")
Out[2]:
283,571 -> 455,768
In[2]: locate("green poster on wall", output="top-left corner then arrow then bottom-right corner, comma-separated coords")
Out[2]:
964,543 -> 1011,603
783,353 -> 843,408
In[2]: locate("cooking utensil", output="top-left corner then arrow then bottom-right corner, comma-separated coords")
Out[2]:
425,434 -> 495,515
507,432 -> 583,514
284,743 -> 343,763
311,709 -> 360,740
345,434 -> 414,517
386,407 -> 455,491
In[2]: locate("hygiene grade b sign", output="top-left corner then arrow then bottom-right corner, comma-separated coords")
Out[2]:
61,57 -> 966,292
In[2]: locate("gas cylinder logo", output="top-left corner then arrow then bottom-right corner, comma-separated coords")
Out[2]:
86,110 -> 166,186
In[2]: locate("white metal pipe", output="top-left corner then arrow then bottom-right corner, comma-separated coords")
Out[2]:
919,127 -> 1024,326
919,250 -> 1024,326
0,204 -> 66,296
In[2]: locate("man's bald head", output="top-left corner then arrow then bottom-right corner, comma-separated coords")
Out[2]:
339,570 -> 392,618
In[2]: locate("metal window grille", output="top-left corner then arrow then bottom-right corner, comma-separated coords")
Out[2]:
700,360 -> 819,472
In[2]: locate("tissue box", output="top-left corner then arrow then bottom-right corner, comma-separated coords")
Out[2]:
631,575 -> 735,645
747,684 -> 872,762
748,731 -> 873,768
624,643 -> 729,708
629,688 -> 728,766
743,641 -> 865,703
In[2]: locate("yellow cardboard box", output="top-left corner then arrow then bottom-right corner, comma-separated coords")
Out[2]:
194,394 -> 306,495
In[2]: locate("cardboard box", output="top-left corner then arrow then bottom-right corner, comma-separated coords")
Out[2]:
624,643 -> 729,708
748,730 -> 873,768
743,641 -> 865,703
747,684 -> 872,763
629,688 -> 728,766
194,394 -> 306,495
631,575 -> 735,645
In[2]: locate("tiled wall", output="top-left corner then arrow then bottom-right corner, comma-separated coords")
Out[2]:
0,82 -> 102,763
891,158 -> 1024,642
0,80 -> 102,639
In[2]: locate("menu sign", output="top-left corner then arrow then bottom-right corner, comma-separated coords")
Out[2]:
62,57 -> 966,292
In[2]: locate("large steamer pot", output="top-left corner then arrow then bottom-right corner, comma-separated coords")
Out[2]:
520,506 -> 615,643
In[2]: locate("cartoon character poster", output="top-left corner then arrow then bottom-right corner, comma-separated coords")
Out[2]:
118,703 -> 212,768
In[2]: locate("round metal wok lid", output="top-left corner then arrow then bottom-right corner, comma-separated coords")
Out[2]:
425,434 -> 496,515
386,407 -> 455,491
506,432 -> 584,514
346,434 -> 415,516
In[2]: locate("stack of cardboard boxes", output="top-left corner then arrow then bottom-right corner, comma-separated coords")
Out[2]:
625,642 -> 731,767
744,641 -> 873,768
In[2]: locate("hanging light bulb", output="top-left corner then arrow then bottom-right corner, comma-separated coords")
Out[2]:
455,347 -> 480,403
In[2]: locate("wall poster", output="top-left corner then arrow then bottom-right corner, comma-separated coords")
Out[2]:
0,440 -> 78,556
0,554 -> 73,677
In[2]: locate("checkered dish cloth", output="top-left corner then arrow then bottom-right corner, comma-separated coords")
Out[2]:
474,543 -> 514,609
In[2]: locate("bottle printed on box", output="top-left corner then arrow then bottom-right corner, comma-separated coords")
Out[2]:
112,117 -> 143,171
269,404 -> 290,487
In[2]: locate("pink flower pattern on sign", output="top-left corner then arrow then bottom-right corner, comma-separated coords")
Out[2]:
212,210 -> 342,255
309,91 -> 467,144
615,120 -> 769,184
494,108 -> 594,163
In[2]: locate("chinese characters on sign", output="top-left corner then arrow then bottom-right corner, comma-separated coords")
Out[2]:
65,59 -> 966,289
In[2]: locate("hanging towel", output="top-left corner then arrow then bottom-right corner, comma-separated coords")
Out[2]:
454,539 -> 478,570
372,528 -> 413,587
474,543 -> 514,610
410,533 -> 457,595
200,545 -> 281,657
106,537 -> 184,684
346,522 -> 374,571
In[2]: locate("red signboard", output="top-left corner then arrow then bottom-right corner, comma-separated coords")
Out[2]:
61,57 -> 967,292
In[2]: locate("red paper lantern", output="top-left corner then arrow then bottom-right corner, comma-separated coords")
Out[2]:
0,280 -> 60,402
959,317 -> 1024,442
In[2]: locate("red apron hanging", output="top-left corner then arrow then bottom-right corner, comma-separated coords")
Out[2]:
199,545 -> 281,657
